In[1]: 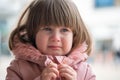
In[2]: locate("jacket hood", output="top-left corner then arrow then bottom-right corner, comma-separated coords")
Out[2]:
12,37 -> 88,67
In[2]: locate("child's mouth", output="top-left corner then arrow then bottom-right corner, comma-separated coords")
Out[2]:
48,46 -> 61,50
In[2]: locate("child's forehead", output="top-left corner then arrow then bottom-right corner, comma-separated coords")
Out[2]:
39,25 -> 70,28
38,25 -> 73,31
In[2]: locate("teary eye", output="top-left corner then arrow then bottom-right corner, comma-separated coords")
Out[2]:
43,27 -> 52,31
61,28 -> 69,32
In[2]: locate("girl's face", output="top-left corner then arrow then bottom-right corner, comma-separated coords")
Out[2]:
35,26 -> 73,56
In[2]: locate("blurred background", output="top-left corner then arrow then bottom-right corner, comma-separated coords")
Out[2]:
0,0 -> 120,80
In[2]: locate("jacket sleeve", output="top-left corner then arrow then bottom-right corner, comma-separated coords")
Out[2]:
85,64 -> 96,80
6,60 -> 42,80
6,60 -> 22,80
77,62 -> 96,80
34,76 -> 41,80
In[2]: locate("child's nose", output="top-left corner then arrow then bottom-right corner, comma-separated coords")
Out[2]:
51,32 -> 61,42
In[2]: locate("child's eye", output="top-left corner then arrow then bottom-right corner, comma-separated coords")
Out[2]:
61,28 -> 70,32
43,27 -> 52,31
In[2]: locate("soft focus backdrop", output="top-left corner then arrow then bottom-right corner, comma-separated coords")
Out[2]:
0,0 -> 120,80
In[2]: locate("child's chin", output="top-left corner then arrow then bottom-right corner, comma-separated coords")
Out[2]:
50,53 -> 63,56
51,54 -> 62,56
44,52 -> 65,56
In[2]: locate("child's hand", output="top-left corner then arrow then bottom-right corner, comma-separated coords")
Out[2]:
41,62 -> 59,80
58,64 -> 77,80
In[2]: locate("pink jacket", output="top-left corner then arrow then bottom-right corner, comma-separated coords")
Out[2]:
6,39 -> 96,80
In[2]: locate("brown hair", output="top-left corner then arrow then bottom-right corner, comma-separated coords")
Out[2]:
9,0 -> 92,55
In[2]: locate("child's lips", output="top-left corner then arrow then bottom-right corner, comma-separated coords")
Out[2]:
48,46 -> 61,50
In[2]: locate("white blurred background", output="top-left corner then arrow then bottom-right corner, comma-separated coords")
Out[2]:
0,0 -> 120,80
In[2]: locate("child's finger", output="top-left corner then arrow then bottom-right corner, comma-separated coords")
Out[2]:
48,62 -> 58,68
48,67 -> 59,76
60,73 -> 72,80
58,64 -> 77,80
47,72 -> 58,80
58,64 -> 74,72
41,66 -> 59,80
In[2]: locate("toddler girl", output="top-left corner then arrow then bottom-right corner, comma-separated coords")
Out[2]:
6,0 -> 96,80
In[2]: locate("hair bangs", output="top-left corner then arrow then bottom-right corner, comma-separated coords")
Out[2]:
33,0 -> 77,30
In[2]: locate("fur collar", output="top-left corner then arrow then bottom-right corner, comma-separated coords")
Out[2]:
12,38 -> 88,67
